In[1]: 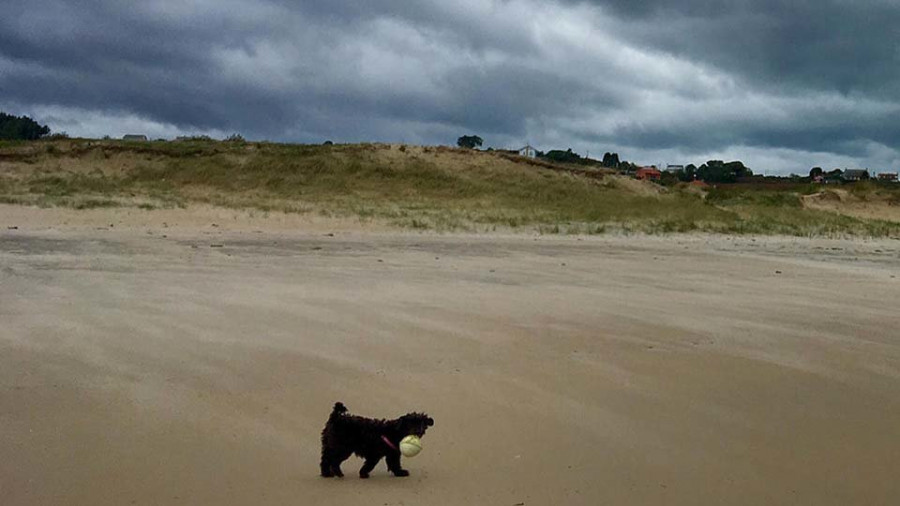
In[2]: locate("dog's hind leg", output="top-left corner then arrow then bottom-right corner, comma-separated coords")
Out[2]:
332,450 -> 352,477
359,456 -> 382,478
319,445 -> 334,478
320,457 -> 334,477
321,450 -> 349,477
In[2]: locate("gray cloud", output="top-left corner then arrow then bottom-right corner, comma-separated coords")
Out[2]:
586,0 -> 900,96
1,0 -> 898,173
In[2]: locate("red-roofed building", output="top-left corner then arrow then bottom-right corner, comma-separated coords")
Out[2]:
635,167 -> 662,181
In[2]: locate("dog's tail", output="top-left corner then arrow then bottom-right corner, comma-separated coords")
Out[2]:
330,402 -> 348,421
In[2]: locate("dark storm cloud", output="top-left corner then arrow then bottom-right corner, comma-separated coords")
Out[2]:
3,0 -> 602,145
0,0 -> 284,132
1,0 -> 898,172
276,0 -> 542,56
580,0 -> 900,96
0,0 -> 550,139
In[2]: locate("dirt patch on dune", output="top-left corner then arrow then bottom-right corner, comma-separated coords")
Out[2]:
606,174 -> 666,197
803,188 -> 900,222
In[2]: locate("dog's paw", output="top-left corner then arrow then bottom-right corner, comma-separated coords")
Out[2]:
393,469 -> 410,477
359,472 -> 370,479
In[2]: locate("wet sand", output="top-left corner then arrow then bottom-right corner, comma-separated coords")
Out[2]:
2,207 -> 900,505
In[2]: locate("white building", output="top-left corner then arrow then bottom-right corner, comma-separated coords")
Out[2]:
518,145 -> 537,158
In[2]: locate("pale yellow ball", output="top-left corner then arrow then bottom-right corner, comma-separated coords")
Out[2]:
399,435 -> 423,458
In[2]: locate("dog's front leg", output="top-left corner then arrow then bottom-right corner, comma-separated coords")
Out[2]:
359,456 -> 382,478
385,454 -> 409,477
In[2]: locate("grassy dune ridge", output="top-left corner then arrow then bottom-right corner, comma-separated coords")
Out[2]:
2,138 -> 899,236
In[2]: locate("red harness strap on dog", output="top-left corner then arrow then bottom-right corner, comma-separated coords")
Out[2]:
381,435 -> 399,452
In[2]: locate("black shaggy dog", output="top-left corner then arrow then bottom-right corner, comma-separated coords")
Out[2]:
320,402 -> 434,478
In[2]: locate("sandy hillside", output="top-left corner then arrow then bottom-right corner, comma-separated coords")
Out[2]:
802,188 -> 900,222
2,205 -> 900,505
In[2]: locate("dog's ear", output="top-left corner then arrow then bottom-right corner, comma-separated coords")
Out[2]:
427,417 -> 434,427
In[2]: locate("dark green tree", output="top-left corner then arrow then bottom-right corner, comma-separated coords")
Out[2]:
825,169 -> 844,183
659,170 -> 680,186
0,112 -> 50,140
724,161 -> 753,179
695,160 -> 752,183
809,167 -> 823,179
544,148 -> 582,164
456,135 -> 483,149
679,164 -> 697,182
601,152 -> 620,168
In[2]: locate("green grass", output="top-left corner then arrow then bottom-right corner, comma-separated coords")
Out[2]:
706,186 -> 803,207
2,138 -> 900,236
0,140 -> 28,149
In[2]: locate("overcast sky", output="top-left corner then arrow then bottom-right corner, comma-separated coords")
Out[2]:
2,0 -> 898,174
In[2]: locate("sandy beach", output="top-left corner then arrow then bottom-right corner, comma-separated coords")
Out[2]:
2,204 -> 899,505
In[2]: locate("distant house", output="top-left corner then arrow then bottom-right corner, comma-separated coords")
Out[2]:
878,172 -> 898,182
665,164 -> 684,173
843,169 -> 869,182
123,134 -> 148,141
635,167 -> 662,181
517,145 -> 537,158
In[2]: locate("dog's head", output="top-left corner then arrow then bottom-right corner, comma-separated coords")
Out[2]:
398,412 -> 434,438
